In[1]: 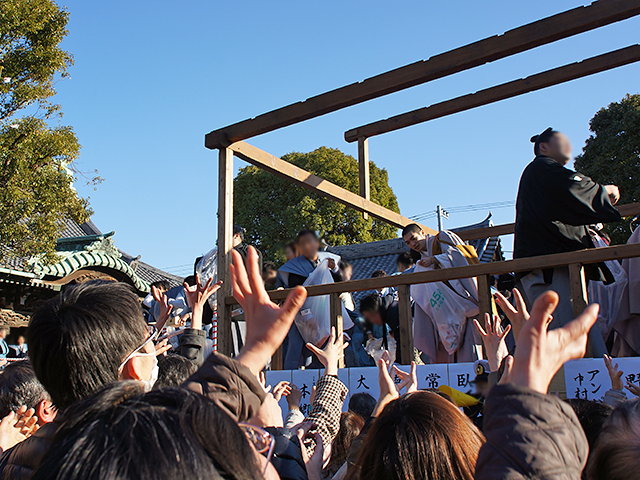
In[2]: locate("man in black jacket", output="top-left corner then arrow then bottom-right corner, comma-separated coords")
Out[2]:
514,128 -> 621,356
359,293 -> 404,364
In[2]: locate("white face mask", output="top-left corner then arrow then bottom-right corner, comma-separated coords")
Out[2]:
141,359 -> 159,392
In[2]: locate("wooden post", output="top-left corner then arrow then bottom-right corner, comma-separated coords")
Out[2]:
569,263 -> 588,316
397,284 -> 413,365
476,275 -> 492,323
358,137 -> 370,220
217,147 -> 234,356
329,292 -> 344,369
272,345 -> 284,370
569,263 -> 592,357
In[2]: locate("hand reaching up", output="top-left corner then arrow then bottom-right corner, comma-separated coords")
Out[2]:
373,356 -> 399,417
494,288 -> 529,342
501,290 -> 598,394
232,247 -> 307,376
604,354 -> 624,391
0,406 -> 38,453
151,286 -> 172,331
183,275 -> 222,330
474,313 -> 511,372
393,362 -> 418,394
306,327 -> 349,376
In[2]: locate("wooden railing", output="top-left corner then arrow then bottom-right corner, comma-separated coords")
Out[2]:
221,202 -> 640,368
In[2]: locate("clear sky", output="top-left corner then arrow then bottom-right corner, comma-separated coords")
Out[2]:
54,0 -> 640,278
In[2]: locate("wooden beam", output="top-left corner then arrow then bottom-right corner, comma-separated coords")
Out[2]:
345,45 -> 640,142
233,242 -> 640,303
205,0 -> 640,149
229,141 -> 437,234
358,137 -> 370,220
216,148 -> 234,356
397,284 -> 413,365
329,293 -> 345,369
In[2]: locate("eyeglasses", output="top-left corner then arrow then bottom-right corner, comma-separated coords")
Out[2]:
118,325 -> 158,372
238,422 -> 275,476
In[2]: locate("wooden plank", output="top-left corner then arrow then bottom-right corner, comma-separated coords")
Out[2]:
345,46 -> 640,141
217,148 -> 234,356
397,284 -> 413,365
358,137 -> 370,220
569,263 -> 589,317
569,263 -> 592,357
227,242 -> 640,304
205,0 -> 640,149
476,275 -> 492,324
457,202 -> 640,241
329,293 -> 345,369
229,141 -> 437,234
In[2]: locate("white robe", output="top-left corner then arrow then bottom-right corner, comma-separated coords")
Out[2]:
411,230 -> 481,363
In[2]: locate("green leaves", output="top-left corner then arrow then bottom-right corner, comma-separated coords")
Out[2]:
234,146 -> 400,264
0,1 -> 92,265
575,94 -> 640,245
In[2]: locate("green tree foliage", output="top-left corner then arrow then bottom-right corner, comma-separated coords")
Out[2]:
234,147 -> 400,263
0,0 -> 93,264
575,94 -> 640,245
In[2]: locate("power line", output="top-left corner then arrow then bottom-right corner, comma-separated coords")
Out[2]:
410,200 -> 515,221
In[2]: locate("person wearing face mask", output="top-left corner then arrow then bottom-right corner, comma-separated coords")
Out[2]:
514,128 -> 621,356
0,281 -> 166,479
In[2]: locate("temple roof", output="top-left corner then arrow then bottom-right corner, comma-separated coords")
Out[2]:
0,218 -> 182,294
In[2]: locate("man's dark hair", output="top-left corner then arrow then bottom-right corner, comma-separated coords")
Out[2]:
530,127 -> 558,156
233,224 -> 245,242
28,281 -> 148,410
371,270 -> 387,279
348,392 -> 376,420
0,361 -> 50,418
401,223 -> 422,238
359,293 -> 381,314
33,382 -> 263,480
566,398 -> 613,480
297,229 -> 318,241
262,261 -> 277,275
150,280 -> 171,291
155,354 -> 198,389
396,252 -> 415,269
194,256 -> 203,275
339,261 -> 352,271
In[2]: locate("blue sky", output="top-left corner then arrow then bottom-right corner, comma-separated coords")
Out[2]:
54,0 -> 640,277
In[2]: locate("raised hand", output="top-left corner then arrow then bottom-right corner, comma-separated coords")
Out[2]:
393,362 -> 418,394
286,384 -> 302,410
151,285 -> 172,331
0,406 -> 38,453
418,256 -> 435,268
494,288 -> 529,342
232,247 -> 307,376
501,291 -> 598,394
604,354 -> 624,391
474,313 -> 511,372
272,381 -> 292,402
306,327 -> 349,376
183,275 -> 222,330
626,382 -> 640,397
373,357 -> 399,417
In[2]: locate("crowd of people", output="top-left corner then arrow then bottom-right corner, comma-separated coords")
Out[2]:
0,128 -> 637,479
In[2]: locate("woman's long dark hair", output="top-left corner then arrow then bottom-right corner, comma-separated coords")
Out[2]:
324,412 -> 365,478
33,382 -> 264,480
355,391 -> 485,480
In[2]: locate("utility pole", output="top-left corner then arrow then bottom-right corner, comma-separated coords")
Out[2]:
436,205 -> 449,232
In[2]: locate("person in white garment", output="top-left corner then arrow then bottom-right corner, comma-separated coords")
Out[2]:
402,224 -> 482,364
